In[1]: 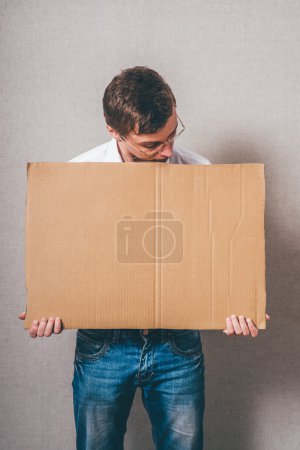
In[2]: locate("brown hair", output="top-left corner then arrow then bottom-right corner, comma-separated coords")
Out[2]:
103,66 -> 177,136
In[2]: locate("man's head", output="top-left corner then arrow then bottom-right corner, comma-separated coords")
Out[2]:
103,66 -> 180,162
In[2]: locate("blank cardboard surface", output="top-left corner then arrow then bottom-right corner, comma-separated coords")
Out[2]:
24,162 -> 266,330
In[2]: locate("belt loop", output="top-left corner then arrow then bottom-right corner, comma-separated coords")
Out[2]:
112,329 -> 120,343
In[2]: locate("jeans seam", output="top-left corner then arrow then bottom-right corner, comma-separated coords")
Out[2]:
141,391 -> 159,450
75,342 -> 110,362
167,330 -> 203,358
112,329 -> 120,343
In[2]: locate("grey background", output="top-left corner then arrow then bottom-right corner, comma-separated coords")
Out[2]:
1,1 -> 299,449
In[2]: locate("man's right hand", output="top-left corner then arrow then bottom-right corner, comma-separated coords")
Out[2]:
18,311 -> 63,338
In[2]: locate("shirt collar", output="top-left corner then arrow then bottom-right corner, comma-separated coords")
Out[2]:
105,138 -> 171,164
104,139 -> 124,162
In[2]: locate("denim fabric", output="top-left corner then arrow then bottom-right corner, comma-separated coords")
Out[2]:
72,328 -> 205,450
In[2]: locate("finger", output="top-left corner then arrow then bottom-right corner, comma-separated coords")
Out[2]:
246,318 -> 258,338
54,317 -> 62,334
266,313 -> 271,320
29,320 -> 39,338
231,315 -> 243,335
238,316 -> 250,336
225,317 -> 235,336
44,317 -> 55,337
37,318 -> 47,337
223,329 -> 230,336
19,311 -> 26,320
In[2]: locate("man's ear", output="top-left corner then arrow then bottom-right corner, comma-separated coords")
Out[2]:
106,124 -> 121,140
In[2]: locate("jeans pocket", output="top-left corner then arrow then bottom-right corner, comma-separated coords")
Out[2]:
167,329 -> 203,358
75,330 -> 110,363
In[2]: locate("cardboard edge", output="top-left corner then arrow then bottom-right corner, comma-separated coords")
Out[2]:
24,163 -> 32,330
23,162 -> 267,330
24,305 -> 29,330
27,162 -> 35,178
260,163 -> 267,331
257,319 -> 266,330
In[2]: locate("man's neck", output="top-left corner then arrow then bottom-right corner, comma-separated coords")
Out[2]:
116,140 -> 133,162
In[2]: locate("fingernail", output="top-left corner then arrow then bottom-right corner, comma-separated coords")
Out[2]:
231,315 -> 236,319
246,318 -> 251,323
33,320 -> 38,326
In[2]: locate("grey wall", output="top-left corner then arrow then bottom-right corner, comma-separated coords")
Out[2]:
1,1 -> 299,449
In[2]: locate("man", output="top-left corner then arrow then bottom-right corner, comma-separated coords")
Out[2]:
19,66 -> 270,449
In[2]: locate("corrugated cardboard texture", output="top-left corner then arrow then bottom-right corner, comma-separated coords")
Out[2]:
24,162 -> 266,330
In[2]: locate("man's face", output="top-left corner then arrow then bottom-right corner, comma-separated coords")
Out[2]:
107,107 -> 178,163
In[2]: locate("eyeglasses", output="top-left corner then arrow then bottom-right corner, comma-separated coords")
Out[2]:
120,114 -> 185,157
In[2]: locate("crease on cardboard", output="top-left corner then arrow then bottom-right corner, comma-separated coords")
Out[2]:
232,165 -> 244,235
154,164 -> 162,328
208,186 -> 213,326
208,165 -> 246,326
211,230 -> 215,327
235,166 -> 244,319
256,272 -> 267,329
229,165 -> 244,299
230,165 -> 244,319
256,284 -> 259,328
205,168 -> 209,201
204,170 -> 213,326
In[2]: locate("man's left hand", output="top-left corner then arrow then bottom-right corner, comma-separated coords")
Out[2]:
223,314 -> 270,338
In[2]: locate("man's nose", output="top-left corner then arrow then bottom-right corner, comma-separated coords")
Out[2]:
160,142 -> 173,157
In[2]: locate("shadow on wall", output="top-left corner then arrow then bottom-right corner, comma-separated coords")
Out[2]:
124,136 -> 300,450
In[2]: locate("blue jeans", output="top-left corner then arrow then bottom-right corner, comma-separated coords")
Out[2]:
72,328 -> 205,450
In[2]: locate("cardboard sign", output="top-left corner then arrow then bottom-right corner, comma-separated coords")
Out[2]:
24,162 -> 266,330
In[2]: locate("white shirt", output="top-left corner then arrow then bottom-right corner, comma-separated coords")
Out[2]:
68,138 -> 211,165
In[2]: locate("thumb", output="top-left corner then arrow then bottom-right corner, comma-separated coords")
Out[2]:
18,311 -> 26,320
